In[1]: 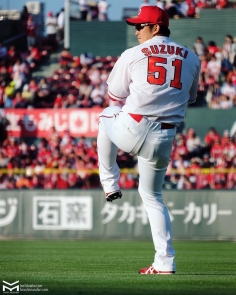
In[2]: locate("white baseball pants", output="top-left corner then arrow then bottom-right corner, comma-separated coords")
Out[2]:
97,106 -> 176,272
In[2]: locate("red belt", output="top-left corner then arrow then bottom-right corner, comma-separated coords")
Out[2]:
129,113 -> 175,129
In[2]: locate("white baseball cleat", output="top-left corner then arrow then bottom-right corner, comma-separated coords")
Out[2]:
105,190 -> 122,202
138,265 -> 175,275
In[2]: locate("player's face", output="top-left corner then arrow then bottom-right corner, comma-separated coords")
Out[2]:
135,24 -> 157,44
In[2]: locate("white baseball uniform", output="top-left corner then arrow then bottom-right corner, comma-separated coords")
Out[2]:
97,35 -> 200,272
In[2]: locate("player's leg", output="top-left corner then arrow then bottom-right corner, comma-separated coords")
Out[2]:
98,109 -> 149,198
97,106 -> 121,194
138,126 -> 176,272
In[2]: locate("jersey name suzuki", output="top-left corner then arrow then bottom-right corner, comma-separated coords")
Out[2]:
107,36 -> 200,124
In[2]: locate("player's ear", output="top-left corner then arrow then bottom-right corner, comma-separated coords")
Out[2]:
153,24 -> 160,35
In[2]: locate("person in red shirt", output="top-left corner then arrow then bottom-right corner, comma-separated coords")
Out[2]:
210,138 -> 224,162
172,137 -> 189,160
5,137 -> 21,158
119,173 -> 136,189
58,48 -> 73,69
204,127 -> 221,147
38,145 -> 51,164
56,173 -> 69,189
0,82 -> 5,107
223,137 -> 236,161
207,41 -> 219,57
86,140 -> 98,163
53,94 -> 63,108
221,130 -> 231,146
226,67 -> 236,87
216,0 -> 228,9
26,45 -> 41,68
7,46 -> 17,65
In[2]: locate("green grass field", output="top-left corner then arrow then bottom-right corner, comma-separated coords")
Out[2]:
1,240 -> 236,295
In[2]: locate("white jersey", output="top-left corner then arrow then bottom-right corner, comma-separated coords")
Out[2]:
98,1 -> 109,13
107,36 -> 200,124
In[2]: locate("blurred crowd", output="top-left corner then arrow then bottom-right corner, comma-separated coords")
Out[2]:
194,35 -> 236,109
141,0 -> 235,19
0,39 -> 118,108
0,125 -> 235,190
1,33 -> 236,109
165,127 -> 236,190
0,126 -> 136,190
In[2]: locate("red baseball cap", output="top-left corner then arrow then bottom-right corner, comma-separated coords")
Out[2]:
126,6 -> 169,28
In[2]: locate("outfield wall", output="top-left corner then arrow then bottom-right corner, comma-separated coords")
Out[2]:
0,190 -> 235,240
70,9 -> 236,56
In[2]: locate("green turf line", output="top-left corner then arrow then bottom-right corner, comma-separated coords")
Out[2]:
1,240 -> 236,295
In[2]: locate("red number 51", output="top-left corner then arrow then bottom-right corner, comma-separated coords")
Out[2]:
147,56 -> 182,90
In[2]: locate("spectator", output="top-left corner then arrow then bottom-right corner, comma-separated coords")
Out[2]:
0,43 -> 7,60
36,78 -> 52,107
140,0 -> 151,8
165,0 -> 183,18
193,37 -> 207,58
26,45 -> 41,69
20,5 -> 30,31
63,94 -> 78,108
204,127 -> 221,147
227,67 -> 236,87
90,83 -> 106,106
12,91 -> 27,108
172,137 -> 189,160
201,154 -> 214,169
221,129 -> 230,146
185,0 -> 196,17
16,175 -> 31,189
207,41 -> 220,57
0,82 -> 5,107
177,174 -> 193,189
210,138 -> 224,162
57,8 -> 65,42
206,81 -> 221,107
222,35 -> 234,66
77,79 -> 93,107
58,48 -> 73,69
232,37 -> 236,68
155,0 -> 164,10
98,0 -> 110,21
207,55 -> 221,82
4,81 -> 15,108
220,78 -> 236,100
45,11 -> 58,49
219,95 -> 233,109
21,84 -> 34,106
26,15 -> 36,50
12,58 -> 28,91
186,128 -> 202,158
79,0 -> 90,21
0,61 -> 9,85
216,0 -> 229,9
53,94 -> 63,108
0,110 -> 8,142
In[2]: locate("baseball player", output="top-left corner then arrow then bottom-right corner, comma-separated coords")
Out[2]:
97,6 -> 200,274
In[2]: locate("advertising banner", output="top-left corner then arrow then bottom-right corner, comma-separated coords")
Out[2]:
0,190 -> 235,240
4,109 -> 102,138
